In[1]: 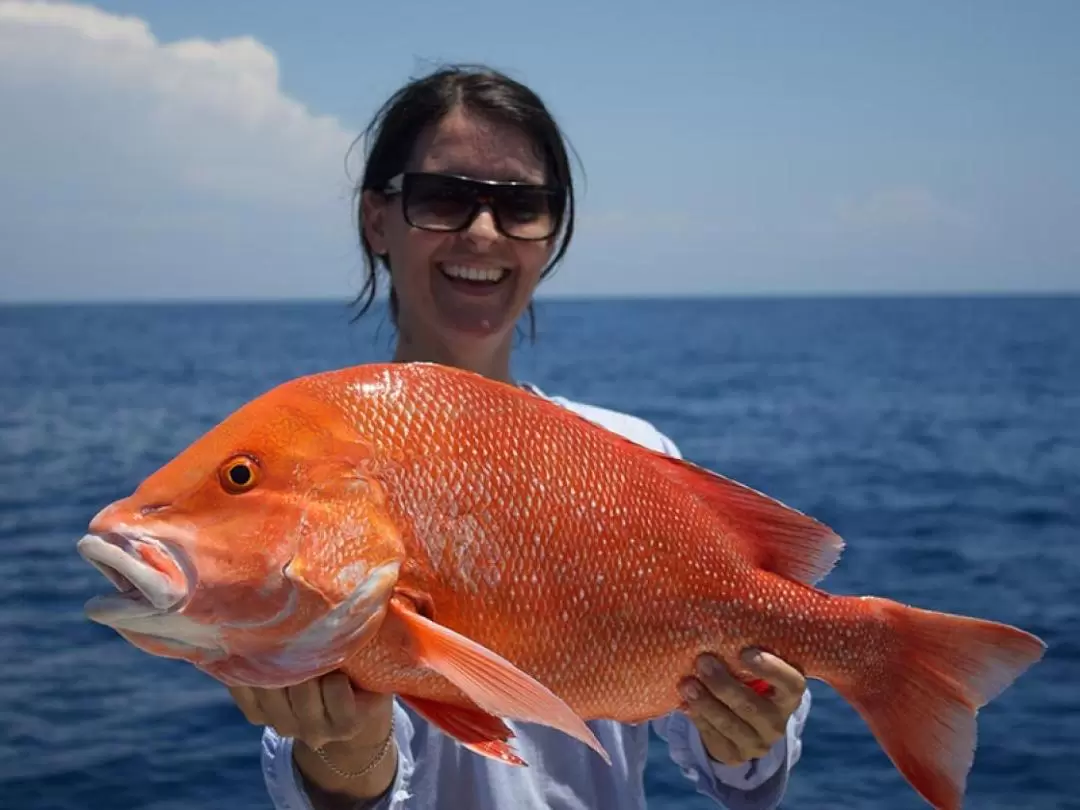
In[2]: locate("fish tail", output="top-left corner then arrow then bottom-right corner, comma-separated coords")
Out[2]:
834,597 -> 1045,810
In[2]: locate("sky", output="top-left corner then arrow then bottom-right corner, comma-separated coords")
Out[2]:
1,0 -> 1077,302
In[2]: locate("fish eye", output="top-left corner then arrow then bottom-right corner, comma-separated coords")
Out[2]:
219,455 -> 259,494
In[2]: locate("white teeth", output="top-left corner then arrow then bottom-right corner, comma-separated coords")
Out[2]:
440,264 -> 507,283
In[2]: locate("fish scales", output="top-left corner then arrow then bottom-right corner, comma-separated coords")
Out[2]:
303,366 -> 878,717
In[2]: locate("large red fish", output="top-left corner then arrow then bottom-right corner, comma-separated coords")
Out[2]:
77,362 -> 1045,810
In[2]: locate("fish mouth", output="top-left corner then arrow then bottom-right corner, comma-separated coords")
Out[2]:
78,531 -> 191,623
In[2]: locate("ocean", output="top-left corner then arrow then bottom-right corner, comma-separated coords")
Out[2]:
1,297 -> 1076,810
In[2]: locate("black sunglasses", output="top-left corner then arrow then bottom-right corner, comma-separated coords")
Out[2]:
381,172 -> 562,241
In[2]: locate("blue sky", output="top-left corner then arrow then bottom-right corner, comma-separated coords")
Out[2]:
1,0 -> 1077,301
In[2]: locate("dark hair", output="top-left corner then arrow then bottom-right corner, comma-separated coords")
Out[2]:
347,63 -> 578,339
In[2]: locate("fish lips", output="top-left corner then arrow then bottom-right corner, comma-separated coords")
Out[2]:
78,532 -> 191,623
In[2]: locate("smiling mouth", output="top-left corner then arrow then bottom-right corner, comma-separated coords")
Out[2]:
437,262 -> 510,286
78,532 -> 190,621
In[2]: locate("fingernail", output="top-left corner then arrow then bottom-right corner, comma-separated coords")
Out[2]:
742,648 -> 763,665
681,681 -> 701,700
697,655 -> 720,677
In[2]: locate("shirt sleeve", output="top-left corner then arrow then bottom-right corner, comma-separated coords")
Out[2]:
656,430 -> 684,460
261,699 -> 418,810
651,687 -> 811,810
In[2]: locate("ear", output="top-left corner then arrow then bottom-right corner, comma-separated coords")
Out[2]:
362,189 -> 390,256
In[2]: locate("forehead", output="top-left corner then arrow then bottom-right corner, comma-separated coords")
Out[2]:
407,108 -> 547,184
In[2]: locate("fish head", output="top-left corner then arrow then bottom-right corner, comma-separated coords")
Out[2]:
77,377 -> 405,687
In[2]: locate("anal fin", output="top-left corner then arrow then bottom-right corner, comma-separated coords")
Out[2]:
401,696 -> 526,766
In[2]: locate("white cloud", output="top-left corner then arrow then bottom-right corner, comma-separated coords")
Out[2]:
0,0 -> 353,203
0,0 -> 360,301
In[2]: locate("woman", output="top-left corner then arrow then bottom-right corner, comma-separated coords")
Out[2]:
229,64 -> 811,810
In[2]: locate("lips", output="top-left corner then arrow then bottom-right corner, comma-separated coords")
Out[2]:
78,531 -> 190,620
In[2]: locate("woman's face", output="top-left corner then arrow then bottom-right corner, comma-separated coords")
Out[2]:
362,107 -> 557,363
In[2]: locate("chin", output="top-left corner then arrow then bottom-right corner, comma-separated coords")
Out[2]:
451,317 -> 513,338
434,303 -> 528,343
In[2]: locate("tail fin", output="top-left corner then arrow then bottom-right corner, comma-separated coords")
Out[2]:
835,598 -> 1045,810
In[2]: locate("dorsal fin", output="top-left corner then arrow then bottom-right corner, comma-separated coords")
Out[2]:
562,411 -> 845,584
516,379 -> 845,585
653,452 -> 844,584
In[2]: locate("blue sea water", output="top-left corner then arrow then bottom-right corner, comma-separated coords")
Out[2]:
0,297 -> 1077,810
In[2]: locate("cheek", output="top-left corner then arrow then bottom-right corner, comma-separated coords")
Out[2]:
388,228 -> 444,293
514,241 -> 555,286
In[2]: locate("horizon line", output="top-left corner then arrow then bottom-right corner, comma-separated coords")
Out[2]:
2,290 -> 1078,307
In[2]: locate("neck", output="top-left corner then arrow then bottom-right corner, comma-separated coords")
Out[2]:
392,331 -> 515,384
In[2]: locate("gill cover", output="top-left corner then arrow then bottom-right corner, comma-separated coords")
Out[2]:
200,444 -> 407,688
82,374 -> 410,689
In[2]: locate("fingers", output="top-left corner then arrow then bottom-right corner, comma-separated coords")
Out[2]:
698,655 -> 788,741
321,672 -> 360,736
228,686 -> 264,725
288,679 -> 330,742
681,677 -> 771,763
681,650 -> 807,765
741,649 -> 806,716
691,720 -> 743,766
226,672 -> 390,750
255,684 -> 303,738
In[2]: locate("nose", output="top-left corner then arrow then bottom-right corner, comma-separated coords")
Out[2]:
464,205 -> 500,244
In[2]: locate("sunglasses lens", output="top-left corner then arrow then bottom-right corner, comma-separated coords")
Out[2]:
403,174 -> 557,239
405,176 -> 476,231
496,188 -> 555,239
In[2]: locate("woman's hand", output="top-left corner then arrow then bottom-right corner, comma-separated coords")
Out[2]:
680,649 -> 806,766
229,672 -> 397,800
229,671 -> 391,750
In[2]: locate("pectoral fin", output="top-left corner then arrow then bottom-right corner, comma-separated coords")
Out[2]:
388,598 -> 610,764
